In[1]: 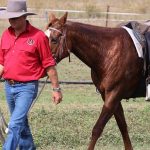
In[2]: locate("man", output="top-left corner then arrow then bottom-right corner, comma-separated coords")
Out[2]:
0,0 -> 63,150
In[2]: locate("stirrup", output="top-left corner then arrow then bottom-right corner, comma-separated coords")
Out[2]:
146,77 -> 150,101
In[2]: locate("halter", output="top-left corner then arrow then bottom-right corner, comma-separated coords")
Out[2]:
48,27 -> 71,62
49,27 -> 62,34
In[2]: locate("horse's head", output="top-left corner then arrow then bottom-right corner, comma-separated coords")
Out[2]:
45,12 -> 70,63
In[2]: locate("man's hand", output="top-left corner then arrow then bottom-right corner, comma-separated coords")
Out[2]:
52,91 -> 63,104
46,66 -> 63,104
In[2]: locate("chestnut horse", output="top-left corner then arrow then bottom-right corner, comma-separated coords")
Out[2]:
45,12 -> 145,150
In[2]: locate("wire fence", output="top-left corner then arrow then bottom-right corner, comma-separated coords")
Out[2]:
0,79 -> 93,85
27,7 -> 150,27
0,6 -> 150,85
1,6 -> 150,32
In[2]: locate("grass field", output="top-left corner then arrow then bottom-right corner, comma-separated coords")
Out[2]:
1,84 -> 150,150
0,55 -> 150,150
0,1 -> 150,150
1,0 -> 150,13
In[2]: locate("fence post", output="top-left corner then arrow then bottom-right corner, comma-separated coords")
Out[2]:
105,5 -> 110,27
44,10 -> 48,23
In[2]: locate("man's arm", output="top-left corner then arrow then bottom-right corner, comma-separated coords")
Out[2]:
46,66 -> 63,104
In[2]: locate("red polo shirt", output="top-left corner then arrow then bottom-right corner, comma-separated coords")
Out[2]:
0,21 -> 56,81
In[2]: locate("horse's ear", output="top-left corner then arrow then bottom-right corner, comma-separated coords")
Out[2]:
60,12 -> 68,25
45,13 -> 56,29
49,13 -> 56,22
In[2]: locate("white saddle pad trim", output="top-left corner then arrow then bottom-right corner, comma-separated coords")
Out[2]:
122,26 -> 143,58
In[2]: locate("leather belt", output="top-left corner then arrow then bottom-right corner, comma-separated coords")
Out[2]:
6,79 -> 35,85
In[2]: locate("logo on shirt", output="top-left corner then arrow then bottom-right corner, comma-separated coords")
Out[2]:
27,38 -> 35,46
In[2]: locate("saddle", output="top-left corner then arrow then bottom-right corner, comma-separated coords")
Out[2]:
121,21 -> 150,99
124,21 -> 150,47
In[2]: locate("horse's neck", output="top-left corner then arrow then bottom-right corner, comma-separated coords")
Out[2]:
67,22 -> 105,68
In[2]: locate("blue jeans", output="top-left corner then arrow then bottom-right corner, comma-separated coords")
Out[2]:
3,81 -> 38,150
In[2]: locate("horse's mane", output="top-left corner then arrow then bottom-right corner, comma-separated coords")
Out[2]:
67,20 -> 121,34
66,20 -> 124,43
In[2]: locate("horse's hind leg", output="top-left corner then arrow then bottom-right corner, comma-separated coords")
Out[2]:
114,102 -> 133,150
87,92 -> 120,150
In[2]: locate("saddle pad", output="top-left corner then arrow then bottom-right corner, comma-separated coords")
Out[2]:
122,26 -> 143,58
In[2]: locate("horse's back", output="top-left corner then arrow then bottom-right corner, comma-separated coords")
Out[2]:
97,26 -> 144,99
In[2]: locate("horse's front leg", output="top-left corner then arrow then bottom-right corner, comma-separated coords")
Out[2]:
87,91 -> 120,150
114,102 -> 133,150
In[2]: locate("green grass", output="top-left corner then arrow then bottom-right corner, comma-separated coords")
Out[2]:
30,90 -> 150,150
56,54 -> 91,81
0,1 -> 150,149
0,44 -> 150,150
1,82 -> 150,150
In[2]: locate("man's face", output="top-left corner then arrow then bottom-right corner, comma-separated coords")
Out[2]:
9,15 -> 26,30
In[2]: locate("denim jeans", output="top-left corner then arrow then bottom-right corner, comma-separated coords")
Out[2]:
3,81 -> 38,150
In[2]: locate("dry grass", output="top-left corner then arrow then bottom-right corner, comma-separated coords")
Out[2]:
1,0 -> 150,13
1,0 -> 150,33
0,1 -> 150,150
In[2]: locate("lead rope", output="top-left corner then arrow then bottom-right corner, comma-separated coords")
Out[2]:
0,107 -> 8,144
0,80 -> 8,144
60,27 -> 71,62
28,76 -> 49,114
64,32 -> 71,62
